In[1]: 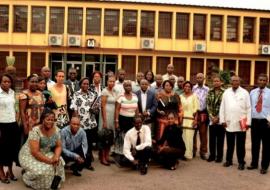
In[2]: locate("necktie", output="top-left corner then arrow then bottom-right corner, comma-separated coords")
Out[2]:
256,89 -> 263,113
136,131 -> 141,146
71,82 -> 75,92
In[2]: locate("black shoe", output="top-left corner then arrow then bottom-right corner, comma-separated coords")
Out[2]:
140,164 -> 148,175
247,165 -> 258,170
223,161 -> 233,167
260,168 -> 267,174
193,152 -> 196,158
200,155 -> 207,160
215,158 -> 222,163
85,165 -> 95,171
238,164 -> 245,170
207,157 -> 215,162
72,170 -> 82,177
181,157 -> 187,161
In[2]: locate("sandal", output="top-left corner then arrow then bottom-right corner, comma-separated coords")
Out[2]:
0,177 -> 10,184
6,171 -> 18,181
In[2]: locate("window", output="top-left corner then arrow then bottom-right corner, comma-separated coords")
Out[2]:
156,57 -> 170,74
210,15 -> 222,41
86,9 -> 101,35
68,8 -> 83,34
190,58 -> 204,83
259,18 -> 270,44
123,10 -> 137,36
13,6 -> 27,32
255,61 -> 267,82
176,13 -> 189,39
141,11 -> 155,37
31,6 -> 46,33
104,9 -> 119,36
223,59 -> 236,74
122,56 -> 136,80
31,53 -> 46,74
173,57 -> 186,77
0,51 -> 9,72
206,59 -> 220,82
0,5 -> 9,32
193,14 -> 206,40
238,60 -> 251,85
158,12 -> 172,38
227,16 -> 239,42
49,7 -> 64,34
243,17 -> 255,43
13,52 -> 27,79
138,56 -> 152,73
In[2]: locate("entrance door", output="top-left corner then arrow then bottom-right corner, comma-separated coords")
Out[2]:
66,62 -> 82,80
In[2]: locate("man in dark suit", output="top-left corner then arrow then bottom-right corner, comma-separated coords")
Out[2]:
65,68 -> 80,98
135,79 -> 158,138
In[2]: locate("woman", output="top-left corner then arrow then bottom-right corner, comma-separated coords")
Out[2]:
0,74 -> 19,184
89,71 -> 104,97
19,108 -> 65,189
114,80 -> 138,160
157,113 -> 186,170
156,80 -> 182,140
180,81 -> 199,160
19,74 -> 45,138
38,76 -> 57,110
70,77 -> 100,170
48,70 -> 70,129
145,70 -> 155,84
99,76 -> 117,165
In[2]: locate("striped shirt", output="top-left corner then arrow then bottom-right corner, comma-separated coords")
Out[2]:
117,93 -> 138,117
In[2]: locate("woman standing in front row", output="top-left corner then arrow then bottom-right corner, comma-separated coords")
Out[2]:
180,81 -> 199,160
0,74 -> 19,184
71,77 -> 100,171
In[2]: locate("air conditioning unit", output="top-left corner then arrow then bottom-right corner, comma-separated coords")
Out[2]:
68,35 -> 81,47
260,45 -> 270,55
194,43 -> 206,52
48,34 -> 63,46
86,39 -> 95,48
141,38 -> 154,49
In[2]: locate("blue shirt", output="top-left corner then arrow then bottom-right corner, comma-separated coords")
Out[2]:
61,126 -> 88,159
250,87 -> 270,119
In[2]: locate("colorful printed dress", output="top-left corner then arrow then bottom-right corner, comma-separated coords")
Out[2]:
19,126 -> 65,190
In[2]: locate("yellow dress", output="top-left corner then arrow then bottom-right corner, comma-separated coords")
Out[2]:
180,93 -> 199,159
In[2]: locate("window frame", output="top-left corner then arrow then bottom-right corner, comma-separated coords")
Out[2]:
68,7 -> 83,35
0,5 -> 9,32
104,9 -> 120,36
13,5 -> 28,33
243,17 -> 255,43
176,13 -> 189,39
86,8 -> 101,35
140,11 -> 155,38
210,15 -> 223,41
227,16 -> 239,42
158,11 -> 172,38
193,14 -> 206,40
49,7 -> 65,34
31,6 -> 46,33
122,10 -> 137,37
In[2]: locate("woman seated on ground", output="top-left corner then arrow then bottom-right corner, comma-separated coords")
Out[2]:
157,113 -> 186,170
19,108 -> 65,190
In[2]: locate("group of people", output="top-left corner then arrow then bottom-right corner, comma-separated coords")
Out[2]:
0,63 -> 269,189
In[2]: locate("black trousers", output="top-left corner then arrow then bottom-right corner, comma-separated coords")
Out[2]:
159,147 -> 184,168
225,131 -> 246,164
250,119 -> 270,169
209,124 -> 225,160
131,146 -> 152,165
85,127 -> 98,166
62,146 -> 85,172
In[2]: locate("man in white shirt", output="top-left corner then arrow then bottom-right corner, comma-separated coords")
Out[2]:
41,66 -> 55,89
150,74 -> 163,94
114,69 -> 126,96
132,72 -> 145,93
162,64 -> 177,81
123,116 -> 152,175
219,75 -> 251,170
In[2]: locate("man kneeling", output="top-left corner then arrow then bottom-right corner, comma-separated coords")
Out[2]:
123,115 -> 152,175
61,116 -> 88,176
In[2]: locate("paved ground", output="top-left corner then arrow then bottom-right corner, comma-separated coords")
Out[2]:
1,131 -> 270,190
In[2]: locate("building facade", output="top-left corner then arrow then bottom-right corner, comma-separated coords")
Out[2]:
0,0 -> 270,85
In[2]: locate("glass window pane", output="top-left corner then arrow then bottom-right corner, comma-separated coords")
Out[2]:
255,61 -> 267,82
14,6 -> 28,32
227,16 -> 239,42
141,11 -> 155,37
31,6 -> 46,33
138,56 -> 152,73
122,55 -> 136,80
0,5 -> 9,32
210,15 -> 222,41
173,57 -> 186,77
190,58 -> 204,84
68,8 -> 83,35
158,12 -> 172,38
243,17 -> 255,43
238,60 -> 251,85
156,57 -> 170,74
193,14 -> 206,40
31,52 -> 46,74
123,10 -> 137,36
176,13 -> 189,39
259,18 -> 270,44
104,9 -> 119,36
86,9 -> 101,35
49,7 -> 64,34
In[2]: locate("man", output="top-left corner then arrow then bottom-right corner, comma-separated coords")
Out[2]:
174,76 -> 185,95
132,72 -> 145,93
248,74 -> 270,174
135,79 -> 158,138
123,115 -> 152,175
41,66 -> 55,89
162,64 -> 177,81
206,76 -> 225,163
192,73 -> 209,160
219,75 -> 251,170
61,117 -> 88,176
114,69 -> 126,95
150,74 -> 163,94
65,68 -> 80,98
169,75 -> 176,89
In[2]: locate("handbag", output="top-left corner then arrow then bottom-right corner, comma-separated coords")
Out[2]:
50,166 -> 62,190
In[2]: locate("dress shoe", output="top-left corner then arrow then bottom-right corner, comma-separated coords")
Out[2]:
72,170 -> 82,177
260,168 -> 267,174
247,165 -> 258,170
200,155 -> 207,160
223,161 -> 233,167
207,157 -> 215,162
140,164 -> 148,175
238,164 -> 245,170
215,158 -> 222,163
85,165 -> 95,171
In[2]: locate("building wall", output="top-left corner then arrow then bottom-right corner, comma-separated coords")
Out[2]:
0,0 -> 270,85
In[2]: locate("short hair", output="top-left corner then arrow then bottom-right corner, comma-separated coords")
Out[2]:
183,81 -> 193,89
40,108 -> 55,124
27,74 -> 38,81
258,73 -> 268,80
133,114 -> 143,123
68,68 -> 77,73
92,71 -> 103,78
162,80 -> 174,89
38,76 -> 45,82
55,69 -> 65,76
0,73 -> 14,86
79,77 -> 90,87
